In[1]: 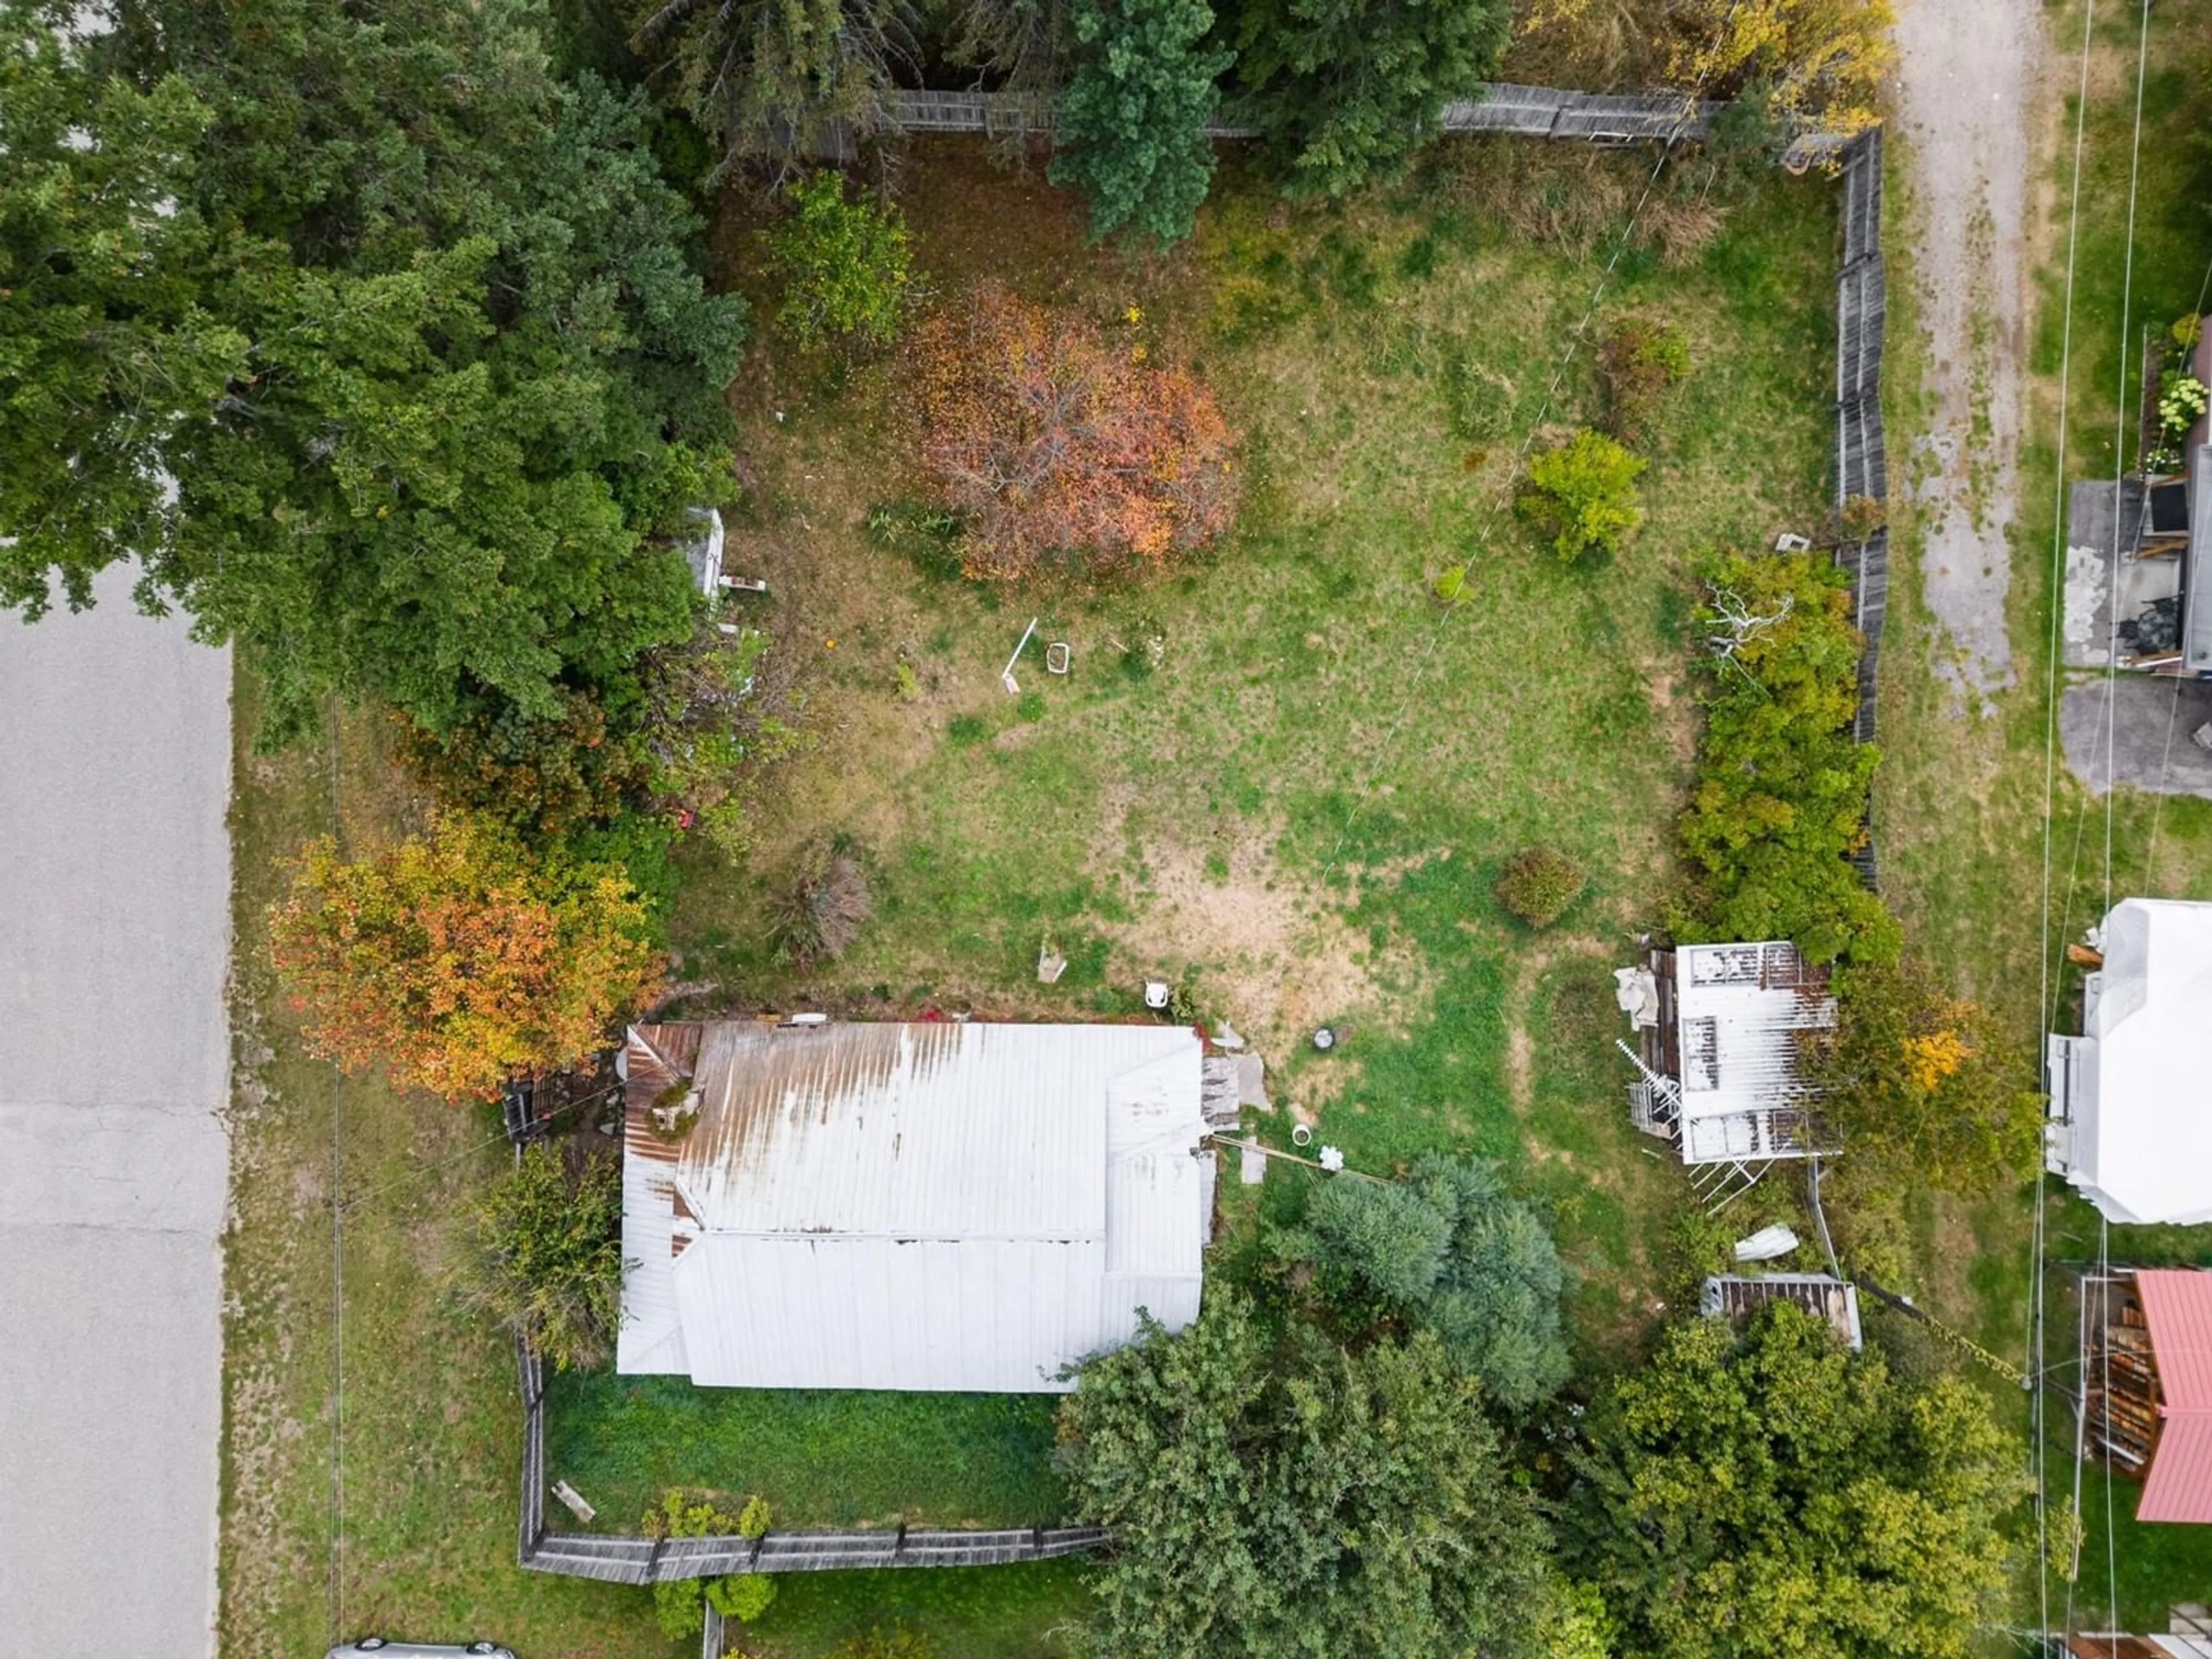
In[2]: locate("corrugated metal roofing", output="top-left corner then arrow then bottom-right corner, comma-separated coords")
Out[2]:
2136,1269 -> 2212,1524
2141,1269 -> 2212,1410
618,1021 -> 1209,1392
1668,944 -> 1835,1165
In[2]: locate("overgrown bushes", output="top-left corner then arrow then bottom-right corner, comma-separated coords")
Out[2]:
1494,847 -> 1585,928
463,1142 -> 624,1372
1675,549 -> 1897,964
1802,957 -> 2042,1195
763,170 -> 914,351
1516,428 -> 1646,565
773,838 -> 874,967
1271,1153 -> 1572,1409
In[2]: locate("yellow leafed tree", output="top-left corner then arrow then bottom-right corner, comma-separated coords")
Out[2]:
1664,0 -> 1895,137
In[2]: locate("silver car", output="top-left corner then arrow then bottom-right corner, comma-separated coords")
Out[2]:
324,1643 -> 512,1658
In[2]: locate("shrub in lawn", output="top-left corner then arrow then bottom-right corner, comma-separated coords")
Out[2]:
707,1572 -> 779,1623
1598,317 -> 1690,445
1494,847 -> 1585,928
737,1493 -> 771,1539
946,713 -> 991,744
1017,690 -> 1047,722
762,170 -> 912,352
904,282 -> 1238,578
1516,429 -> 1646,565
772,839 -> 872,968
461,1141 -> 624,1371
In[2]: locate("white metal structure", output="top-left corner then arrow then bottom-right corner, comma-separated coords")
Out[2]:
1619,943 -> 1836,1209
618,1021 -> 1212,1391
2046,897 -> 2212,1225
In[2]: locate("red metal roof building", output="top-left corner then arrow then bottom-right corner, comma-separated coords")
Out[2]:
2085,1268 -> 2212,1524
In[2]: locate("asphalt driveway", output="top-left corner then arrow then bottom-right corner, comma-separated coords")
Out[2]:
0,565 -> 232,1657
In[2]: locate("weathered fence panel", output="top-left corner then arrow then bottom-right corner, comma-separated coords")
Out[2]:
875,85 -> 1729,148
1828,128 -> 1888,887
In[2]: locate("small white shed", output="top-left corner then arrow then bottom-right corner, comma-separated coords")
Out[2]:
2047,897 -> 2212,1225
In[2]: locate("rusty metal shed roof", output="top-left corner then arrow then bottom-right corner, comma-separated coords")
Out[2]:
616,1021 -> 1210,1392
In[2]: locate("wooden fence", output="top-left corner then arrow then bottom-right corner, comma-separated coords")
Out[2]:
1828,128 -> 1889,889
514,1342 -> 1108,1585
874,84 -> 1730,147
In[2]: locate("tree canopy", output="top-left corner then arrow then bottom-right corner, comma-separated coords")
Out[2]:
1056,1296 -> 1558,1659
0,1 -> 747,748
630,0 -> 915,180
1229,0 -> 1513,198
1567,1304 -> 2026,1659
904,282 -> 1239,577
268,811 -> 662,1101
1805,957 -> 2044,1197
1274,1153 -> 1571,1408
1049,0 -> 1234,246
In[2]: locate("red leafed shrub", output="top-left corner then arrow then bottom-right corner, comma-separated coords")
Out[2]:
904,283 -> 1239,577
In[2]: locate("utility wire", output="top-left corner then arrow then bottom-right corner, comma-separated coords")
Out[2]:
2032,3 -> 2101,1642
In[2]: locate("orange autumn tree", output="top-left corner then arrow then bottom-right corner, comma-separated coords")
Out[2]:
904,282 -> 1239,577
268,812 -> 662,1101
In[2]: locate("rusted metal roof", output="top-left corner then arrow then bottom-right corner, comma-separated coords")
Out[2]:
616,1021 -> 1210,1391
2137,1269 -> 2212,1524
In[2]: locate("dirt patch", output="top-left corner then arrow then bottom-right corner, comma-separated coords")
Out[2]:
1103,825 -> 1400,1056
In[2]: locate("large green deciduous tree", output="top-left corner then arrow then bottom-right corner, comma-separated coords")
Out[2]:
1229,0 -> 1512,197
0,1 -> 747,747
1049,0 -> 1233,245
1274,1153 -> 1571,1408
1056,1296 -> 1556,1659
1567,1304 -> 2026,1659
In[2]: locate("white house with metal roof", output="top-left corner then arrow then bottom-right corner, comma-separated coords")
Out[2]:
616,1020 -> 1215,1392
1616,941 -> 1837,1206
2047,897 -> 2212,1226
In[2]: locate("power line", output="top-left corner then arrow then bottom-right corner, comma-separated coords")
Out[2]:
2034,2 -> 2101,1644
2103,0 -> 2154,921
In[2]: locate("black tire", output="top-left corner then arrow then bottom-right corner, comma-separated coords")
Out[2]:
468,1647 -> 497,1656
355,1644 -> 387,1654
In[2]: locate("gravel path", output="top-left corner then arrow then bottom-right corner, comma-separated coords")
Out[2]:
1891,0 -> 2040,711
0,566 -> 232,1658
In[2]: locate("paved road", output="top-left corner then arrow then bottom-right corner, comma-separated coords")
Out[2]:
0,565 -> 232,1658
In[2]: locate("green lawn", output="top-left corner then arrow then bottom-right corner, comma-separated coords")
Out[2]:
1872,0 -> 2212,1634
542,1373 -> 1066,1531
